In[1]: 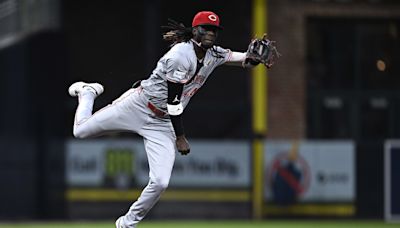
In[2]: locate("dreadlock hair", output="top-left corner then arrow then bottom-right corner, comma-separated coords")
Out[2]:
161,19 -> 193,46
161,18 -> 225,59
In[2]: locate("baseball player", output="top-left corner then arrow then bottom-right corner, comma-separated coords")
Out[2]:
68,11 -> 279,228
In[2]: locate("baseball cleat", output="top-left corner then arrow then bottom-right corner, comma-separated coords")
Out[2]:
115,216 -> 125,228
68,81 -> 104,97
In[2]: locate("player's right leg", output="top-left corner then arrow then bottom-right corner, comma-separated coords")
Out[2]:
69,81 -> 104,97
68,81 -> 107,138
68,81 -> 144,138
69,81 -> 104,131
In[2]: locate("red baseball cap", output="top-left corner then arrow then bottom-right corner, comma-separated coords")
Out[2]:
192,11 -> 223,30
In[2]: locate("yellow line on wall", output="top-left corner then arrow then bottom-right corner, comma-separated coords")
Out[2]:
252,140 -> 264,220
264,204 -> 356,216
66,189 -> 251,202
252,0 -> 268,134
252,0 -> 268,220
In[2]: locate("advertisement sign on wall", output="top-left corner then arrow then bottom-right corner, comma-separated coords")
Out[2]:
66,139 -> 251,189
264,141 -> 355,203
66,140 -> 145,189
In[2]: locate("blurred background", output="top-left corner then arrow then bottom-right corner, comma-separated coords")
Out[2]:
0,0 -> 400,224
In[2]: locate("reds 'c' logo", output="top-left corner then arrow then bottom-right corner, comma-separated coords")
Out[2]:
208,14 -> 217,21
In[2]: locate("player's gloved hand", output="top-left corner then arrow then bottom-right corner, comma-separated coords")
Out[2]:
176,135 -> 190,155
245,33 -> 281,68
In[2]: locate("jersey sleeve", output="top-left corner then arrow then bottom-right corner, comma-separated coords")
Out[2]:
165,51 -> 191,84
214,46 -> 233,66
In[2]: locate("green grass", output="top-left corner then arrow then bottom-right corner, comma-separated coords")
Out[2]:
0,220 -> 399,228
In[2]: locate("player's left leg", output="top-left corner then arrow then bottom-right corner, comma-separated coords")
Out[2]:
116,128 -> 176,228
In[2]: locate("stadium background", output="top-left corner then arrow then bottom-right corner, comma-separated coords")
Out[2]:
0,0 -> 400,226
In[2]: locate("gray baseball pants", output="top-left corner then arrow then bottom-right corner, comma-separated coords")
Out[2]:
73,87 -> 176,227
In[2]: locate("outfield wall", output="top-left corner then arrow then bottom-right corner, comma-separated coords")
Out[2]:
65,139 -> 355,219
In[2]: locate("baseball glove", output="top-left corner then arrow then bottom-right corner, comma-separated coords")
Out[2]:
245,34 -> 281,68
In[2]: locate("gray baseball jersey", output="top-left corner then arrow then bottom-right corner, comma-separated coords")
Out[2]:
70,40 -> 243,228
141,40 -> 233,113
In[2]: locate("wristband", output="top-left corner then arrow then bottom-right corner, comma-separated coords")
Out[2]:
167,103 -> 183,116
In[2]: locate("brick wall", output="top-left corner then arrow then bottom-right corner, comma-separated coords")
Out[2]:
267,0 -> 400,139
